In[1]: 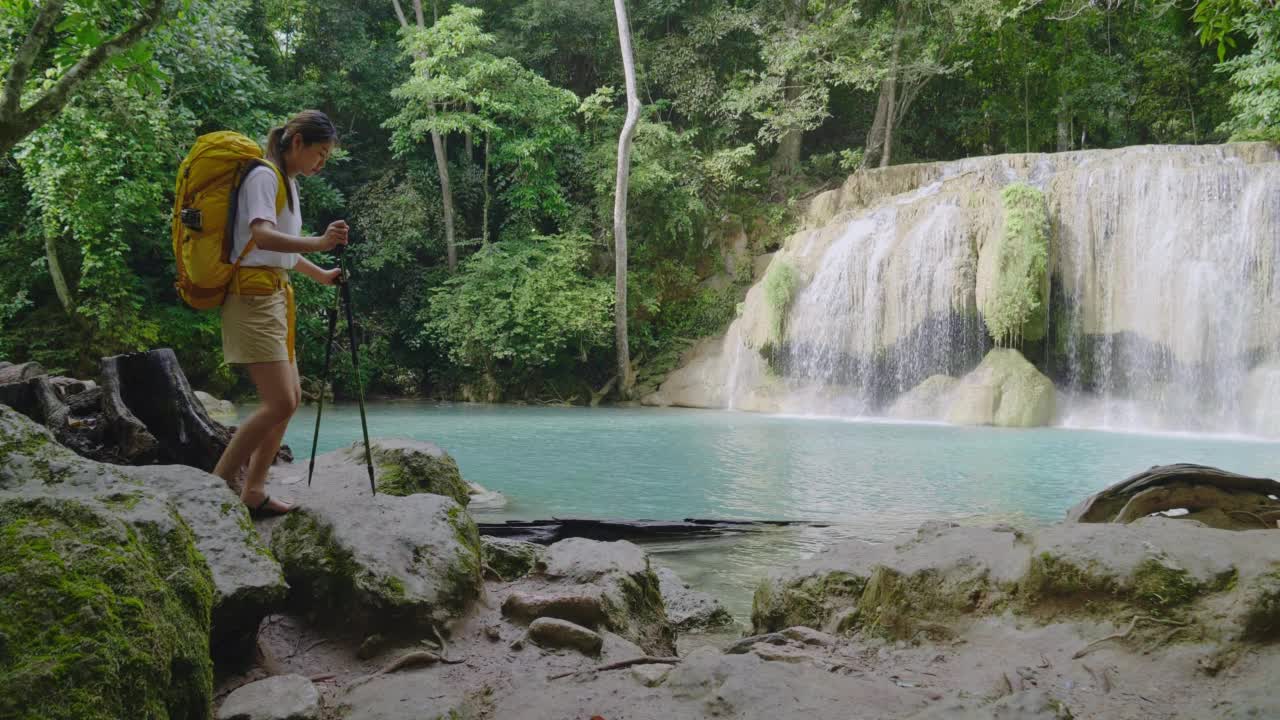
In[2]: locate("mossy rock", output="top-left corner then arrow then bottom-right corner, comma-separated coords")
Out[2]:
976,182 -> 1050,346
270,493 -> 482,634
537,539 -> 676,656
481,536 -> 545,580
753,524 -> 1030,638
352,439 -> 469,506
0,405 -> 285,662
0,496 -> 213,720
946,348 -> 1055,427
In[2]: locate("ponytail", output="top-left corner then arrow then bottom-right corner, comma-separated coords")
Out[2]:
263,110 -> 339,212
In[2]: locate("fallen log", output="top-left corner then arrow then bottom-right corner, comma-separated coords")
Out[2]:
478,517 -> 830,544
1067,463 -> 1280,529
0,349 -> 290,481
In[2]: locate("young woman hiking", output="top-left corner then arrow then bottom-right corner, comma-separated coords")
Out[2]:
213,109 -> 347,516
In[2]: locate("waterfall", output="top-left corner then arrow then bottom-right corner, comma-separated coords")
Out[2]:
1053,146 -> 1280,435
659,144 -> 1280,438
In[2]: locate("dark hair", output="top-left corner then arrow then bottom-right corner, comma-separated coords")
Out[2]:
265,109 -> 339,211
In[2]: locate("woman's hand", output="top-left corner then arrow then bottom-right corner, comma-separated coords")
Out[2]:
316,220 -> 349,251
317,267 -> 342,286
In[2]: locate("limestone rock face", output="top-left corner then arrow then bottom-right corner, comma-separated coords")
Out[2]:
0,406 -> 273,719
887,375 -> 959,421
946,349 -> 1055,427
753,516 -> 1280,643
270,491 -> 482,634
648,144 -> 1280,437
0,406 -> 285,667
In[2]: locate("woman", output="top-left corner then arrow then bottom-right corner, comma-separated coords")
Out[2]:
213,109 -> 347,516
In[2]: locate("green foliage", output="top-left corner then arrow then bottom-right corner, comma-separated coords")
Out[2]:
763,259 -> 800,348
1195,0 -> 1280,141
984,183 -> 1049,348
0,498 -> 214,720
424,233 -> 613,382
0,0 -> 1251,400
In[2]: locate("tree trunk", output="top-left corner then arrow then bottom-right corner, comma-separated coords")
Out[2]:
1056,110 -> 1071,152
771,1 -> 804,176
464,102 -> 474,162
432,131 -> 458,271
101,349 -> 290,474
45,233 -> 74,313
864,81 -> 890,168
482,131 -> 491,247
879,9 -> 906,169
399,0 -> 458,272
612,0 -> 641,400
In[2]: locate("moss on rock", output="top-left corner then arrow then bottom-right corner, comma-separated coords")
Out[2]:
978,182 -> 1050,347
354,441 -> 470,506
752,571 -> 867,634
761,258 -> 800,355
0,497 -> 214,720
481,536 -> 545,580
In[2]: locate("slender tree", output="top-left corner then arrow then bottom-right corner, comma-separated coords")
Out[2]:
392,0 -> 458,271
612,0 -> 640,398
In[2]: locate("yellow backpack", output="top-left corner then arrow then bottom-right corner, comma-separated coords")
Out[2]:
172,131 -> 287,309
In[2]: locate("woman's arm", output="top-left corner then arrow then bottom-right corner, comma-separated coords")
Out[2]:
296,255 -> 341,285
250,219 -> 348,254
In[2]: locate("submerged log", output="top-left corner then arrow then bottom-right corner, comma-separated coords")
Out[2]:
1067,463 -> 1280,528
478,517 -> 829,545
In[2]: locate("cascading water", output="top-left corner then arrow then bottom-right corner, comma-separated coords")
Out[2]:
668,144 -> 1280,438
778,186 -> 987,414
1052,148 -> 1280,435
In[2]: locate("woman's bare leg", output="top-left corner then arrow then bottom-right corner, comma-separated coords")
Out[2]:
213,360 -> 299,510
240,362 -> 302,510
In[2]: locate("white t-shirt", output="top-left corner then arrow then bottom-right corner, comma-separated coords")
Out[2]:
231,165 -> 302,269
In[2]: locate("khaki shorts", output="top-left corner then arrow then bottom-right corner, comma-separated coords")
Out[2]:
222,290 -> 290,365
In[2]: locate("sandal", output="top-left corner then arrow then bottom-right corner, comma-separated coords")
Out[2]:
247,494 -> 295,518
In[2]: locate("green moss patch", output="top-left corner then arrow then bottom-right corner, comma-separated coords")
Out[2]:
360,443 -> 470,506
0,497 -> 213,720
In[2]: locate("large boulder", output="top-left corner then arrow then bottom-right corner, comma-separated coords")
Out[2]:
269,445 -> 483,634
887,375 -> 959,421
196,390 -> 238,425
482,536 -> 545,580
351,438 -> 470,506
0,406 -> 286,663
0,494 -> 214,720
753,522 -> 1030,638
1024,517 -> 1280,637
656,567 -> 734,631
753,515 -> 1280,645
946,348 -> 1055,427
501,538 -> 676,656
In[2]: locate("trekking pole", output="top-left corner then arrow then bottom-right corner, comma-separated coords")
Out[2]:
306,279 -> 341,487
336,246 -> 377,495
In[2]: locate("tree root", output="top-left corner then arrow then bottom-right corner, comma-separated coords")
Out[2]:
549,655 -> 682,680
482,562 -> 508,582
1225,510 -> 1274,529
1073,615 -> 1189,659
